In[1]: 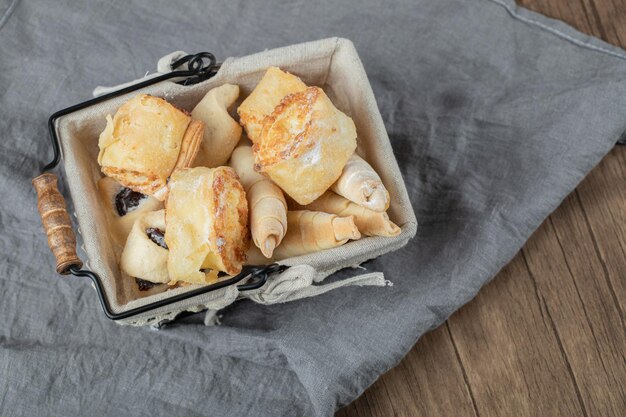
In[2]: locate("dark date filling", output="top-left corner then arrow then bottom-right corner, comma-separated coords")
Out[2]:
200,269 -> 228,278
135,278 -> 158,291
135,229 -> 228,291
146,227 -> 168,249
115,187 -> 148,216
134,228 -> 168,291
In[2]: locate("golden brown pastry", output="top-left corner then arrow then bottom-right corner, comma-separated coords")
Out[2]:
237,67 -> 307,143
165,167 -> 249,284
272,210 -> 360,260
254,87 -> 357,205
229,145 -> 287,258
192,84 -> 242,168
97,177 -> 163,246
97,94 -> 204,200
331,154 -> 390,212
299,191 -> 400,237
120,210 -> 169,284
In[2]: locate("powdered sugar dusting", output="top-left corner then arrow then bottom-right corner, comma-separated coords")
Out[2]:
300,139 -> 322,165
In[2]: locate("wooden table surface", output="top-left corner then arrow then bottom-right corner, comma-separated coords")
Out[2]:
337,1 -> 626,415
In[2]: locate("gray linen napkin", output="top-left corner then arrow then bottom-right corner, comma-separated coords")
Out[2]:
1,0 -> 625,416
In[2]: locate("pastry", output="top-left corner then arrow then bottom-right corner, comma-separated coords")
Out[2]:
254,87 -> 357,205
331,154 -> 390,212
299,191 -> 400,237
97,176 -> 163,246
272,210 -> 360,259
120,210 -> 169,284
191,84 -> 242,168
245,245 -> 273,265
237,67 -> 307,142
230,145 -> 287,258
97,94 -> 204,200
165,167 -> 249,284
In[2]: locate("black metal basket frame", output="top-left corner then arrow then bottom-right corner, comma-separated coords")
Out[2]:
41,52 -> 287,321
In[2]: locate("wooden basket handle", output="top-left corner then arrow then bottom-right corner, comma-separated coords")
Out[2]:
32,173 -> 83,274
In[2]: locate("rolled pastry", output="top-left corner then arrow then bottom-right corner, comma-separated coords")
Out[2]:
98,94 -> 204,200
120,210 -> 169,284
331,154 -> 390,212
192,84 -> 242,168
245,245 -> 273,266
165,167 -> 249,284
254,87 -> 357,205
230,145 -> 287,258
97,176 -> 163,246
300,191 -> 400,237
237,67 -> 307,142
272,210 -> 361,260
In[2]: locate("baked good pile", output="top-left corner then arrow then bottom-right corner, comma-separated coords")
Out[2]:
96,67 -> 400,291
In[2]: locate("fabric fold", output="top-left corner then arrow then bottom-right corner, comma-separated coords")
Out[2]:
2,0 -> 626,416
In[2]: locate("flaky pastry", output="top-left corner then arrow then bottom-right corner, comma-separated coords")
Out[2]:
165,167 -> 249,284
237,67 -> 307,142
230,145 -> 287,258
120,210 -> 169,284
272,210 -> 361,260
253,86 -> 357,205
192,84 -> 242,168
332,154 -> 390,212
97,94 -> 204,200
97,176 -> 163,246
298,191 -> 400,237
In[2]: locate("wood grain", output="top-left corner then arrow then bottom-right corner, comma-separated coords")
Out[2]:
32,173 -> 83,274
524,197 -> 626,416
337,0 -> 626,415
447,252 -> 589,417
575,148 -> 626,319
336,326 -> 478,417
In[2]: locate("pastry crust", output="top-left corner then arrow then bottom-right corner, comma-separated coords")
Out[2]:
331,154 -> 390,212
230,145 -> 287,258
253,87 -> 357,205
97,176 -> 163,246
120,210 -> 170,283
272,210 -> 361,260
175,120 -> 204,170
237,67 -> 307,142
192,84 -> 242,167
97,94 -> 203,198
299,191 -> 400,237
165,167 -> 249,283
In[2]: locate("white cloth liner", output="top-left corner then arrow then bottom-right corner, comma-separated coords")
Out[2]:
244,265 -> 387,304
57,38 -> 418,326
92,51 -> 190,98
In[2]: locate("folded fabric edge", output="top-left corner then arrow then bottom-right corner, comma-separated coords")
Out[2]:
486,0 -> 626,61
